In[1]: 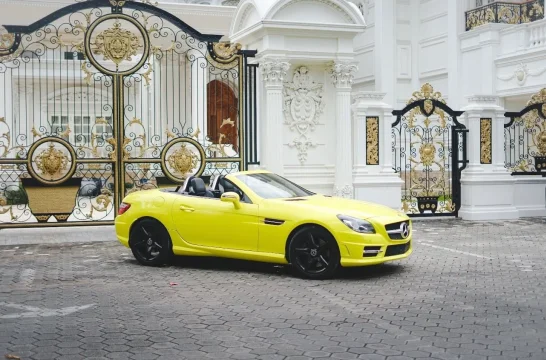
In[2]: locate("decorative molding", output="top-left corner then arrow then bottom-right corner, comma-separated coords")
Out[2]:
497,62 -> 546,86
480,118 -> 492,165
328,61 -> 358,89
333,184 -> 354,198
397,44 -> 412,79
466,95 -> 500,105
283,66 -> 325,164
261,59 -> 291,87
273,0 -> 355,24
366,117 -> 379,165
352,91 -> 387,105
47,90 -> 111,103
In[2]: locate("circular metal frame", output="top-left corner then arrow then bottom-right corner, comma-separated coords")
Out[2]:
26,137 -> 78,186
84,13 -> 150,77
160,137 -> 206,183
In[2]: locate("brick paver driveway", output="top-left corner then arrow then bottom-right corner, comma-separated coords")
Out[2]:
1,218 -> 546,360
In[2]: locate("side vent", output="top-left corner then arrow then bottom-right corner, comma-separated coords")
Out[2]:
263,218 -> 285,226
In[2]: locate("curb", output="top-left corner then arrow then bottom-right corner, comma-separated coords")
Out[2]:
0,226 -> 117,246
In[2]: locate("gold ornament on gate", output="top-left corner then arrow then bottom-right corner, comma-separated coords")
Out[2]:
212,42 -> 242,60
419,143 -> 436,166
92,20 -> 141,69
537,130 -> 546,155
167,144 -> 198,176
35,142 -> 69,180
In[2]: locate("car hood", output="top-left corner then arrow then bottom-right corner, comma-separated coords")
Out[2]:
269,194 -> 404,220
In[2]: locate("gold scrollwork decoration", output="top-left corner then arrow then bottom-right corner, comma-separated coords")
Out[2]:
109,0 -> 126,6
27,137 -> 77,185
35,143 -> 69,179
419,143 -> 436,166
167,145 -> 199,176
212,42 -> 242,61
0,26 -> 15,52
366,117 -> 379,165
160,138 -> 206,183
480,118 -> 492,164
92,21 -> 142,69
408,83 -> 446,104
527,88 -> 546,106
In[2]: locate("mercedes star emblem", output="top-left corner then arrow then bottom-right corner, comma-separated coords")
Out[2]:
400,222 -> 409,239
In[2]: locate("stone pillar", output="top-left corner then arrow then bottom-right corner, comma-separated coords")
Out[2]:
352,92 -> 403,209
374,0 -> 395,106
447,0 -> 465,109
458,96 -> 519,220
329,61 -> 357,198
260,59 -> 290,175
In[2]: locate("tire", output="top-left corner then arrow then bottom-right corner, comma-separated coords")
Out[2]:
129,218 -> 174,266
288,225 -> 340,280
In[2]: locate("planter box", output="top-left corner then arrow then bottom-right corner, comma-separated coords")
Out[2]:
533,156 -> 546,172
416,196 -> 439,214
21,177 -> 82,223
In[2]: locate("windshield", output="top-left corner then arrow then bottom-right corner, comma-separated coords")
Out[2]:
235,173 -> 315,199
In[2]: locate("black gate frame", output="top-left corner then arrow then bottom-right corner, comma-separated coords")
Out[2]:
504,89 -> 546,175
392,91 -> 468,217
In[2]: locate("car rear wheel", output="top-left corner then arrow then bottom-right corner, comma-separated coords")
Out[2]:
129,218 -> 173,266
288,226 -> 340,280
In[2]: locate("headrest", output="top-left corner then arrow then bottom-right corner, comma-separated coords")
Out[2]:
179,175 -> 195,193
190,177 -> 206,195
212,175 -> 225,190
220,178 -> 235,192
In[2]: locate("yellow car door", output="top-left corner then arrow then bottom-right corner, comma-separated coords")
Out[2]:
171,194 -> 259,251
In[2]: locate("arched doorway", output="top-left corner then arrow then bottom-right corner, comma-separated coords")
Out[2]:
207,80 -> 239,153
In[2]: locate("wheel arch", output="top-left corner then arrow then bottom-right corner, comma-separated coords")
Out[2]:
128,216 -> 168,243
284,222 -> 338,263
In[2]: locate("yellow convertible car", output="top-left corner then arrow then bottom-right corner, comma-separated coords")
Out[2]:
115,170 -> 412,279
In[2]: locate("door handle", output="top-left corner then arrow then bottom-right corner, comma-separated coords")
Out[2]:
179,205 -> 195,212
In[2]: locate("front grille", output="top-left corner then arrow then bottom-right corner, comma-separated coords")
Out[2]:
385,220 -> 410,240
384,242 -> 410,257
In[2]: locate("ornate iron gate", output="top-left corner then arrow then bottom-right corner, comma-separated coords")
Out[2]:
0,0 -> 257,227
504,88 -> 546,174
392,84 -> 468,217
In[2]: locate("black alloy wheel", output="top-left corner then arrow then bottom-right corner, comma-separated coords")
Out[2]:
129,218 -> 173,266
288,226 -> 340,279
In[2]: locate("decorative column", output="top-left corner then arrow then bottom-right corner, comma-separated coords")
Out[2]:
261,59 -> 290,175
458,96 -> 519,220
329,61 -> 357,198
352,92 -> 403,209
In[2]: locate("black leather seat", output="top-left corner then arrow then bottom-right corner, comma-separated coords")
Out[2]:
188,177 -> 214,198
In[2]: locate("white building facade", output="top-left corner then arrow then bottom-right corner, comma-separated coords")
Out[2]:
0,0 -> 544,226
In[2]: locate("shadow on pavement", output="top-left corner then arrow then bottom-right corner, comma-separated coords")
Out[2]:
124,254 -> 408,281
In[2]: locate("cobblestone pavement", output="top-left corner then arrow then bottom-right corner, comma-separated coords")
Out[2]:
1,218 -> 546,360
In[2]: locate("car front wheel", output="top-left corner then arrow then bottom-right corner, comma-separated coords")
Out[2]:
288,225 -> 340,279
129,218 -> 173,266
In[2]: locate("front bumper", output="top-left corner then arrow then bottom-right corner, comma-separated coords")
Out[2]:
334,217 -> 413,267
340,240 -> 412,267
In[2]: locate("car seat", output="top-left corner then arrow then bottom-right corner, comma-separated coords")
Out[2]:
188,177 -> 215,198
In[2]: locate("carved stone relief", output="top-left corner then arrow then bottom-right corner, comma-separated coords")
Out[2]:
283,66 -> 325,164
497,62 -> 546,86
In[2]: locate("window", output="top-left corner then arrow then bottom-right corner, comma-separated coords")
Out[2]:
235,173 -> 315,199
74,116 -> 91,143
95,116 -> 113,138
51,116 -> 69,141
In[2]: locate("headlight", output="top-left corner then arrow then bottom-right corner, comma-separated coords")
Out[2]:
337,214 -> 375,234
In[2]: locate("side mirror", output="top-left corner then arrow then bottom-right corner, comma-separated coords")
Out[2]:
220,191 -> 241,209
